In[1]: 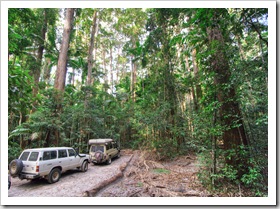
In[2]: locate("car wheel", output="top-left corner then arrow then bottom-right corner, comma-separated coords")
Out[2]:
9,159 -> 23,177
106,157 -> 112,165
47,168 -> 61,184
81,161 -> 88,172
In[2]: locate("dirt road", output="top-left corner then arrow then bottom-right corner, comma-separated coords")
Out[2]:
8,153 -> 132,197
8,150 -> 209,197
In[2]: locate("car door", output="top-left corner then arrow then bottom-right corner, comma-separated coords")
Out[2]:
110,142 -> 118,158
67,148 -> 80,169
57,149 -> 69,172
107,143 -> 117,158
40,150 -> 58,176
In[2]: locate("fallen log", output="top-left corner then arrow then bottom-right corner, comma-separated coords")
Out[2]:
83,154 -> 133,197
83,171 -> 123,197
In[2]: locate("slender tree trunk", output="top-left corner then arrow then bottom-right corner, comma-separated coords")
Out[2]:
54,8 -> 75,92
191,48 -> 202,108
185,54 -> 198,111
43,57 -> 51,85
32,9 -> 48,112
87,10 -> 98,86
130,56 -> 137,102
102,46 -> 108,91
110,45 -> 114,93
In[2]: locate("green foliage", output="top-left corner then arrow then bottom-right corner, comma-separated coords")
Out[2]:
8,140 -> 22,163
8,62 -> 34,114
7,8 -> 268,196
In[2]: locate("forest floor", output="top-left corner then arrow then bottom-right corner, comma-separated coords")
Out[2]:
8,149 -> 210,197
95,149 -> 210,197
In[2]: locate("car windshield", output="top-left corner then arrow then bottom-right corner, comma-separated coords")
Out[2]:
91,145 -> 104,152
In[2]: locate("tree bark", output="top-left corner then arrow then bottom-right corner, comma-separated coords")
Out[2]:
102,46 -> 108,90
185,54 -> 198,111
110,45 -> 114,93
191,48 -> 202,109
207,22 -> 248,170
32,9 -> 48,112
87,10 -> 98,86
54,8 -> 75,92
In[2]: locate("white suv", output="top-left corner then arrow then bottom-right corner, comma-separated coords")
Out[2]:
9,147 -> 89,184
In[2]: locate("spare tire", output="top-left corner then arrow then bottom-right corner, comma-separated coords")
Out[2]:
9,159 -> 23,177
94,151 -> 104,163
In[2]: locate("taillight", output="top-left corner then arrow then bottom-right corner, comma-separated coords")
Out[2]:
36,166 -> 39,172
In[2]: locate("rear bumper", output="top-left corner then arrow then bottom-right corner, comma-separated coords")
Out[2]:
19,173 -> 40,180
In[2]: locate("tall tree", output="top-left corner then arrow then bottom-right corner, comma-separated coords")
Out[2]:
54,8 -> 75,92
204,9 -> 248,171
87,10 -> 98,86
31,9 -> 48,112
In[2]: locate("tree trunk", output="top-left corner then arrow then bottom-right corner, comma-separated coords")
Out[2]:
207,21 -> 249,171
191,48 -> 202,109
43,57 -> 51,84
185,54 -> 198,111
110,45 -> 114,93
32,9 -> 48,112
130,56 -> 137,102
87,10 -> 98,86
102,46 -> 109,94
54,8 -> 75,92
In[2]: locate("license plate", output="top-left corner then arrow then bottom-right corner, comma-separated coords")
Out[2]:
25,174 -> 35,179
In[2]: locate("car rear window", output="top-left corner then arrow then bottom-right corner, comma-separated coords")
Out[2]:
28,152 -> 39,161
20,152 -> 30,161
43,151 -> 57,160
91,145 -> 104,152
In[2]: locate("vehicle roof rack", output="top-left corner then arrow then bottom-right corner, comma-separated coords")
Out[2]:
88,139 -> 114,145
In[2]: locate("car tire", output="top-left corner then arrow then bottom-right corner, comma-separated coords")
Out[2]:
9,159 -> 23,177
106,157 -> 112,165
117,152 -> 121,158
81,161 -> 88,172
47,168 -> 61,184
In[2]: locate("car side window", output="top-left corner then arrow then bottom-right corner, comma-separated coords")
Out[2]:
28,152 -> 39,161
20,152 -> 30,161
58,150 -> 68,158
106,143 -> 112,150
68,149 -> 76,157
43,151 -> 57,160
